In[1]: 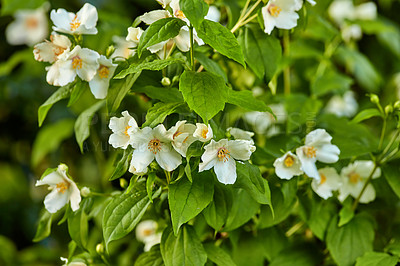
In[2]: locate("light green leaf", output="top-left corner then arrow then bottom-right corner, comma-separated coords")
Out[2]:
0,49 -> 33,76
1,0 -> 46,15
168,171 -> 214,235
38,83 -> 74,127
382,164 -> 400,200
227,89 -> 274,114
74,100 -> 105,153
184,144 -> 203,182
143,102 -> 187,128
135,245 -> 164,266
160,225 -> 207,266
338,201 -> 355,227
351,108 -> 382,124
67,200 -> 89,250
103,182 -> 161,250
68,79 -> 88,107
179,70 -> 228,122
32,210 -> 53,242
355,252 -> 398,266
114,58 -> 185,79
132,85 -> 183,103
202,183 -> 232,231
107,72 -> 141,114
31,119 -> 75,167
195,52 -> 228,82
238,25 -> 282,80
327,215 -> 374,266
109,147 -> 133,181
146,172 -> 157,203
137,18 -> 186,57
311,69 -> 353,96
180,0 -> 208,29
204,243 -> 237,266
197,19 -> 245,66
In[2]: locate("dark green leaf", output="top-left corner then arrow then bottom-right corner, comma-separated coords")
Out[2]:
68,79 -> 88,106
338,201 -> 355,227
168,171 -> 214,235
67,202 -> 89,250
132,85 -> 183,103
382,164 -> 400,200
107,72 -> 141,114
32,210 -> 53,242
109,147 -> 133,181
180,0 -> 208,29
204,243 -> 236,266
194,52 -> 227,82
179,70 -> 228,122
146,172 -> 157,203
259,227 -> 289,261
311,69 -> 353,96
356,252 -> 398,266
135,245 -> 164,266
1,0 -> 46,15
269,244 -> 323,266
143,102 -> 187,128
203,183 -> 232,231
227,89 -> 274,114
115,58 -> 185,79
351,108 -> 382,124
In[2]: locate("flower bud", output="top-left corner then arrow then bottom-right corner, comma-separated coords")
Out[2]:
58,163 -> 68,172
80,187 -> 91,197
394,101 -> 400,110
370,94 -> 380,104
161,77 -> 171,87
172,75 -> 180,85
106,45 -> 115,58
96,243 -> 104,254
120,178 -> 128,189
385,105 -> 393,115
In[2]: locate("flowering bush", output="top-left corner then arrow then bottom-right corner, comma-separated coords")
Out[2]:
2,0 -> 400,265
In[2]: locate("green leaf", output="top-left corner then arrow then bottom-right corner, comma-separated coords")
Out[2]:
160,225 -> 207,266
355,252 -> 399,266
143,102 -> 187,128
132,85 -> 183,102
32,210 -> 53,242
238,25 -> 282,80
31,119 -> 75,167
180,0 -> 209,29
311,69 -> 353,96
338,201 -> 355,227
227,89 -> 274,114
168,171 -> 214,235
197,19 -> 245,66
269,244 -> 323,266
103,183 -> 161,250
146,172 -> 157,203
194,52 -> 228,82
68,79 -> 88,107
38,83 -> 74,127
107,72 -> 141,114
0,49 -> 33,76
114,58 -> 185,79
382,164 -> 400,200
204,243 -> 237,266
135,245 -> 164,266
327,215 -> 374,266
202,183 -> 232,231
74,100 -> 105,153
351,108 -> 382,124
184,145 -> 203,182
232,231 -> 265,266
234,162 -> 271,205
1,0 -> 46,15
109,147 -> 133,181
179,70 -> 228,122
259,227 -> 289,261
137,18 -> 186,57
67,200 -> 89,250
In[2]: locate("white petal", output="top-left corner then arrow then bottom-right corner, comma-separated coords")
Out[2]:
193,123 -> 213,142
76,3 -> 98,30
69,181 -> 82,211
305,128 -> 332,146
155,145 -> 182,171
199,140 -> 219,171
228,140 -> 255,161
214,157 -> 237,184
44,189 -> 69,213
311,167 -> 341,199
36,170 -> 64,186
130,149 -> 154,174
147,41 -> 167,53
273,152 -> 303,180
316,144 -> 340,163
174,29 -> 190,52
56,59 -> 77,86
273,10 -> 299,30
89,76 -> 109,99
296,146 -> 319,181
51,8 -> 74,34
205,6 -> 221,22
262,6 -> 276,34
77,48 -> 100,81
359,184 -> 376,203
140,10 -> 171,24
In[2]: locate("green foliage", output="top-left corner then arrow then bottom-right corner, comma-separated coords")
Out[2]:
135,245 -> 164,266
194,52 -> 228,82
351,108 -> 383,124
227,89 -> 274,113
202,183 -> 232,231
311,69 -> 353,96
109,147 -> 133,181
355,252 -> 399,266
107,72 -> 141,113
32,210 -> 53,242
143,102 -> 187,127
203,243 -> 236,266
67,199 -> 89,250
132,85 -> 183,102
180,0 -> 208,29
382,164 -> 400,199
1,0 -> 46,15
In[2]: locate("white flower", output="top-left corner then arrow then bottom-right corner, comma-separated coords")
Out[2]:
338,160 -> 381,204
129,125 -> 182,174
325,91 -> 358,118
126,27 -> 144,45
205,6 -> 221,22
353,2 -> 377,21
261,0 -> 303,35
60,257 -> 87,266
341,23 -> 362,42
296,129 -> 340,181
33,33 -> 72,63
306,0 -> 316,6
243,104 -> 286,136
46,45 -> 100,86
156,0 -> 172,8
6,4 -> 49,46
111,36 -> 136,60
88,55 -> 117,99
193,123 -> 213,142
328,0 -> 356,25
311,167 -> 342,199
108,111 -> 139,149
50,3 -> 98,35
167,120 -> 197,157
227,127 -> 255,144
35,164 -> 81,213
136,220 -> 162,252
199,139 -> 256,184
273,151 -> 303,180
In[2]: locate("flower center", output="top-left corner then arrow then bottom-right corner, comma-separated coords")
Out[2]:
349,172 -> 361,184
284,155 -> 294,167
304,146 -> 317,158
142,228 -> 154,236
54,46 -> 66,57
173,131 -> 183,139
201,129 -> 208,139
320,174 -> 327,185
98,65 -> 110,79
56,182 -> 69,194
70,15 -> 81,31
25,17 -> 39,29
72,56 -> 83,69
217,147 -> 230,162
268,4 -> 282,17
148,139 -> 162,154
124,125 -> 131,136
175,10 -> 186,19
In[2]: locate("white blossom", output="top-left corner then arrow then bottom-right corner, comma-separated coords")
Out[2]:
50,3 -> 98,35
126,27 -> 144,45
35,164 -> 81,213
296,129 -> 340,181
273,151 -> 303,180
227,127 -> 255,144
108,111 -> 139,149
136,220 -> 162,251
88,55 -> 117,99
325,91 -> 358,118
167,120 -> 197,157
33,33 -> 72,63
205,6 -> 221,22
193,123 -> 213,142
261,0 -> 303,35
111,36 -> 136,60
311,167 -> 342,199
199,139 -> 255,184
243,104 -> 286,136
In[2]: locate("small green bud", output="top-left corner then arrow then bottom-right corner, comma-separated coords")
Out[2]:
80,187 -> 91,197
385,105 -> 393,115
150,161 -> 158,170
120,178 -> 128,189
96,243 -> 104,254
172,75 -> 180,85
161,77 -> 171,87
370,94 -> 380,104
394,101 -> 400,110
106,45 -> 115,58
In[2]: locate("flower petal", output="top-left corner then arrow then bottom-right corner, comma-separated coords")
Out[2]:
140,10 -> 171,24
130,148 -> 154,174
44,189 -> 69,213
316,144 -> 340,163
214,157 -> 237,184
228,140 -> 255,161
155,145 -> 182,171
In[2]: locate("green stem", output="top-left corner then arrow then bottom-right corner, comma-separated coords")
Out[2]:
352,163 -> 379,211
165,42 -> 176,60
241,14 -> 258,25
378,117 -> 387,151
238,0 -> 251,21
231,0 -> 262,33
381,129 -> 400,158
283,30 -> 291,95
189,25 -> 195,71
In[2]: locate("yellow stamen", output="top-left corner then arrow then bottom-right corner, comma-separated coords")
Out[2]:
25,17 -> 38,29
173,131 -> 183,139
217,147 -> 230,162
70,15 -> 81,31
148,139 -> 162,154
98,65 -> 110,79
349,172 -> 361,184
284,155 -> 294,167
268,4 -> 282,17
201,129 -> 208,139
124,125 -> 131,136
305,146 -> 317,158
183,136 -> 189,143
56,182 -> 69,194
320,174 -> 327,185
72,56 -> 82,69
142,228 -> 153,236
175,10 -> 186,19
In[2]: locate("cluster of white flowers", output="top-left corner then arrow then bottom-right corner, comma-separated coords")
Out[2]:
328,0 -> 377,42
108,111 -> 256,184
325,91 -> 358,118
32,4 -> 117,99
135,220 -> 162,251
261,0 -> 316,35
